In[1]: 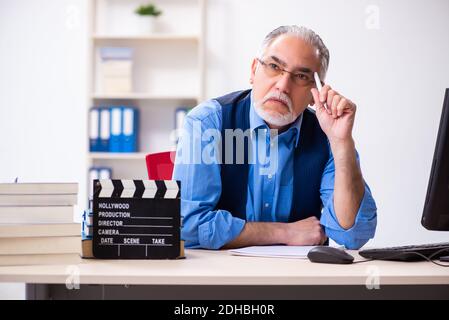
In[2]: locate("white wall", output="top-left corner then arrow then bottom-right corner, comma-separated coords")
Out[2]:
0,0 -> 448,299
0,0 -> 88,299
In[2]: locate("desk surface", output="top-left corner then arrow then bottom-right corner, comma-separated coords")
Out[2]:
0,249 -> 448,286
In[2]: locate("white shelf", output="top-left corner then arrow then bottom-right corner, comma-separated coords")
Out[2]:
92,92 -> 199,101
89,152 -> 149,160
92,34 -> 200,42
86,0 -> 206,199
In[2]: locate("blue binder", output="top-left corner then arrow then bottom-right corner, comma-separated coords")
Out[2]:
99,108 -> 110,152
98,167 -> 112,180
109,106 -> 122,152
89,107 -> 101,152
122,106 -> 139,152
89,166 -> 112,198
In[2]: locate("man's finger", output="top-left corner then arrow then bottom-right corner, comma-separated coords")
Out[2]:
320,85 -> 332,103
336,98 -> 347,117
326,89 -> 337,108
311,88 -> 326,113
336,98 -> 356,117
331,95 -> 341,119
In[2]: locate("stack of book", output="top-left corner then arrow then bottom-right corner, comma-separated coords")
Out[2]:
0,182 -> 81,266
99,47 -> 133,94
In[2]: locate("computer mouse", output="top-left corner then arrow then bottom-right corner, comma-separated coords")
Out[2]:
307,246 -> 354,264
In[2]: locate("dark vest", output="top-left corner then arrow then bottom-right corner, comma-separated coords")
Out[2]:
215,89 -> 330,222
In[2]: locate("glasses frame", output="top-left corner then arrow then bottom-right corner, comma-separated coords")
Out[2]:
256,58 -> 317,87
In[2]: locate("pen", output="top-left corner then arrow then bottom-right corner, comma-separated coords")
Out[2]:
313,72 -> 329,111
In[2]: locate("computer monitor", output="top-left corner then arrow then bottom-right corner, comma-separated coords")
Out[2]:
421,88 -> 449,231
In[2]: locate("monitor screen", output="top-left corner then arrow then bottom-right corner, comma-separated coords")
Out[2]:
421,88 -> 449,231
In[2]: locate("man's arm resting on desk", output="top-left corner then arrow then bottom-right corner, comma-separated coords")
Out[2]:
223,217 -> 327,249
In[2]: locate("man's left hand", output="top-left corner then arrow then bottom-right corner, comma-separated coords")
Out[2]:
311,85 -> 357,144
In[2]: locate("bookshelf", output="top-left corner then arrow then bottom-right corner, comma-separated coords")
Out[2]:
86,0 -> 206,201
88,152 -> 148,160
92,34 -> 200,41
91,92 -> 199,100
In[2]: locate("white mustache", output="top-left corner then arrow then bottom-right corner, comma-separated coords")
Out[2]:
261,91 -> 292,112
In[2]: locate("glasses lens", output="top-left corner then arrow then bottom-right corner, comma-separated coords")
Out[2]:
259,59 -> 312,86
262,61 -> 280,77
292,73 -> 312,86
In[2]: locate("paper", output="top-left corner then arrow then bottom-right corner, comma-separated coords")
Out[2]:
229,245 -> 316,259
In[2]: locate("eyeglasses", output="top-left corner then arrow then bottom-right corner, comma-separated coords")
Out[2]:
257,58 -> 316,87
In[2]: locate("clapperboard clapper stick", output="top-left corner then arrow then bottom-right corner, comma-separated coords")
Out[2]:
92,179 -> 181,259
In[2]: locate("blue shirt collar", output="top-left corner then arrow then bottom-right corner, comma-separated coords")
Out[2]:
249,91 -> 303,148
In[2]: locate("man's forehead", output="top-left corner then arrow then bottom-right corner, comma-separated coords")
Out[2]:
263,35 -> 320,67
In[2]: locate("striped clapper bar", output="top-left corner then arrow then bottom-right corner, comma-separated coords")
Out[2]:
92,179 -> 181,259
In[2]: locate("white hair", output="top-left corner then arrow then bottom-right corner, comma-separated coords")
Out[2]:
259,25 -> 330,80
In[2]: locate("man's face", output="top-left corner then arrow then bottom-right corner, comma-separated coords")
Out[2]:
250,35 -> 322,128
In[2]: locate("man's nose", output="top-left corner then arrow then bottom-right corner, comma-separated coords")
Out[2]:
274,71 -> 292,93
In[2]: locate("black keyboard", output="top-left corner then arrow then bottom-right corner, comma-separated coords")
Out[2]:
359,242 -> 449,261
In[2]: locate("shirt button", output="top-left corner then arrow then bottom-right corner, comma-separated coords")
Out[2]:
265,203 -> 270,208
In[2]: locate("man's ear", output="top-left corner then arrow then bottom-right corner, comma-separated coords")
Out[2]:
249,58 -> 258,85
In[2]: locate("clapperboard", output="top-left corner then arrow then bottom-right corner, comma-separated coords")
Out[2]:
92,179 -> 181,259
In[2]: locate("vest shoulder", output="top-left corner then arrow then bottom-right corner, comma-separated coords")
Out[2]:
214,89 -> 251,107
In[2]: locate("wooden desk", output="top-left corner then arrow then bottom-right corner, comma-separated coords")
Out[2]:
1,249 -> 448,299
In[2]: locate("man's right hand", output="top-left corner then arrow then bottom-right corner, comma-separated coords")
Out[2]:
222,216 -> 328,249
284,216 -> 327,246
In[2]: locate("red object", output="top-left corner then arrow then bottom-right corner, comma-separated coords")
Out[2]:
145,151 -> 176,180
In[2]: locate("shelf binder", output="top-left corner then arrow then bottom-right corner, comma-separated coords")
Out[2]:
89,107 -> 100,151
122,107 -> 139,152
99,108 -> 110,151
90,105 -> 139,153
109,106 -> 122,152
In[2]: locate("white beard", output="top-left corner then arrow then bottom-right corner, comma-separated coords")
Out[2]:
254,91 -> 297,127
